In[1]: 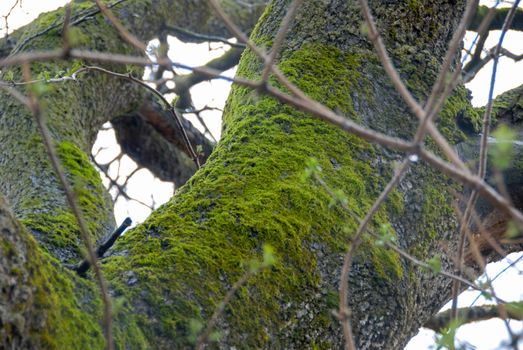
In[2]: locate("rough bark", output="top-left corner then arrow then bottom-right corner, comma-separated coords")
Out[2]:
469,5 -> 523,32
104,1 -> 471,349
0,0 -> 264,348
111,97 -> 215,186
0,1 -> 520,350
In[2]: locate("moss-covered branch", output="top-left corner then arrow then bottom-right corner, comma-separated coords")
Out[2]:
0,1 -> 263,347
0,195 -> 106,348
425,302 -> 523,332
102,1 -> 476,349
469,5 -> 523,32
111,111 -> 201,186
3,0 -> 510,349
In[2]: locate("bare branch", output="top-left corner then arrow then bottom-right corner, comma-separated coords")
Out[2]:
162,24 -> 246,48
172,47 -> 243,110
425,303 -> 523,332
73,66 -> 201,168
75,217 -> 132,275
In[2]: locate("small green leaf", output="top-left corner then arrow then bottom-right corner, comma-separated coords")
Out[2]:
5,70 -> 14,81
426,254 -> 441,275
54,70 -> 66,79
247,259 -> 262,273
30,82 -> 53,96
302,158 -> 322,181
375,223 -> 396,247
360,21 -> 369,37
329,189 -> 348,208
112,297 -> 126,316
67,60 -> 83,76
491,124 -> 516,170
188,319 -> 203,343
261,244 -> 277,268
247,244 -> 278,272
504,220 -> 520,239
435,317 -> 463,349
41,71 -> 51,81
209,331 -> 222,342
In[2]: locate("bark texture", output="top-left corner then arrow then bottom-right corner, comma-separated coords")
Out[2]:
103,1 -> 470,349
1,1 -> 520,350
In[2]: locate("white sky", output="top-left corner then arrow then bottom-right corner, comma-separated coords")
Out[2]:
2,1 -> 523,349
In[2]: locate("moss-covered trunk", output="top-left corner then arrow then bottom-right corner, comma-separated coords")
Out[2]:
0,0 -> 481,349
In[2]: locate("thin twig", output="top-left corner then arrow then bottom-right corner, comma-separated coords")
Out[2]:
61,3 -> 72,56
338,159 -> 410,350
451,0 -> 521,321
73,66 -> 201,168
94,0 -> 146,52
76,217 -> 132,275
1,0 -> 22,38
162,25 -> 246,48
194,272 -> 253,350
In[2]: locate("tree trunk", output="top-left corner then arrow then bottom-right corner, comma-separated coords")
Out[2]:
0,0 -> 504,349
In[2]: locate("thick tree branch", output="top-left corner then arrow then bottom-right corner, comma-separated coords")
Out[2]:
111,112 -> 202,186
456,84 -> 523,262
171,47 -> 243,109
469,5 -> 523,32
135,96 -> 214,161
425,302 -> 523,332
162,24 -> 246,48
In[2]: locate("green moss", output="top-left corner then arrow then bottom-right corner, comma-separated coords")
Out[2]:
369,244 -> 403,279
21,212 -> 79,249
439,85 -> 480,140
31,251 -> 105,349
5,225 -> 105,349
101,43 -> 406,348
408,0 -> 421,11
475,85 -> 523,125
57,140 -> 109,232
20,141 -> 110,261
